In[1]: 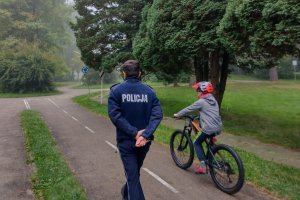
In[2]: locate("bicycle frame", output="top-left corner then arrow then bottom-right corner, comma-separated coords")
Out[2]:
183,115 -> 200,136
171,115 -> 245,194
182,115 -> 219,168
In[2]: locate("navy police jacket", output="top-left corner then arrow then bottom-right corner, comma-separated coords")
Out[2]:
108,77 -> 163,143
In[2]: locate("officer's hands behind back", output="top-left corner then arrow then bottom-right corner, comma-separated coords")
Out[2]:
135,129 -> 148,147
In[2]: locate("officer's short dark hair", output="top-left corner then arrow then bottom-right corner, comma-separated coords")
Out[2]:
122,60 -> 140,77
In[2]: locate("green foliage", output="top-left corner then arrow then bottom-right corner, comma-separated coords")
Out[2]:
81,68 -> 120,85
277,57 -> 298,79
0,0 -> 74,92
102,51 -> 135,71
133,1 -> 192,84
0,42 -> 57,93
133,0 -> 231,95
21,110 -> 87,200
72,0 -> 300,106
73,0 -> 300,104
219,0 -> 300,67
0,0 -> 72,50
72,0 -> 149,71
229,56 -> 299,80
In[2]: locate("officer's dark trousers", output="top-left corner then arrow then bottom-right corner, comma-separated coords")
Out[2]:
118,140 -> 151,200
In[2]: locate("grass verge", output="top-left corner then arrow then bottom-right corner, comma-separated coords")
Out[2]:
72,92 -> 300,200
0,90 -> 62,98
21,110 -> 87,200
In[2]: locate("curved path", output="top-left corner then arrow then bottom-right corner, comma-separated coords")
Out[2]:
0,86 -> 277,200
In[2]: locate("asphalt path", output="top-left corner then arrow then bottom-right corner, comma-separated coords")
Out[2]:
0,86 -> 277,200
0,98 -> 32,200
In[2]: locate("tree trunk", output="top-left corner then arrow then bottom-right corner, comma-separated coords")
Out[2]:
194,56 -> 203,82
269,67 -> 278,81
203,52 -> 209,81
190,59 -> 196,85
209,50 -> 220,102
218,51 -> 229,108
193,53 -> 210,82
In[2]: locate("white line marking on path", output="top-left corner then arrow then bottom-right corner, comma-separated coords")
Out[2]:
48,98 -> 80,122
23,99 -> 31,110
142,168 -> 179,194
105,140 -> 118,153
85,126 -> 95,134
72,116 -> 79,121
104,140 -> 179,194
46,96 -> 180,197
47,98 -> 97,134
47,98 -> 60,108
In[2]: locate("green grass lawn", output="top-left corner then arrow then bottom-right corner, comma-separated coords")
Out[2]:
21,110 -> 87,200
227,74 -> 260,80
155,80 -> 300,150
222,80 -> 300,149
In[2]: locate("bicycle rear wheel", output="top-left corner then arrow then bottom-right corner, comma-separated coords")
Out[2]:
170,129 -> 194,169
208,144 -> 244,194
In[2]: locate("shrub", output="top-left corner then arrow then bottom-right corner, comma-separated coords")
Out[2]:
0,43 -> 56,93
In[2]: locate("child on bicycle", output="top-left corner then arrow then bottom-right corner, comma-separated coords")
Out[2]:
174,81 -> 222,174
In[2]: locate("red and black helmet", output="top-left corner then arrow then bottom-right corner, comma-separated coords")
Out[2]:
192,81 -> 213,94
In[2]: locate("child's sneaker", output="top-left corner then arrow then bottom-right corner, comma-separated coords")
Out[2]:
194,161 -> 207,174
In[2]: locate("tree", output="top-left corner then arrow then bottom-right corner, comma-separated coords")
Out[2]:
0,0 -> 74,92
133,0 -> 230,105
72,0 -> 150,72
0,41 -> 56,92
133,2 -> 191,85
0,0 -> 72,50
218,0 -> 300,81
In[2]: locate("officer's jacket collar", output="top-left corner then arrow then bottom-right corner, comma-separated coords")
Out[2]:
124,76 -> 140,82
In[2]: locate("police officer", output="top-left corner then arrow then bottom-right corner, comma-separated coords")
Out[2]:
108,60 -> 163,200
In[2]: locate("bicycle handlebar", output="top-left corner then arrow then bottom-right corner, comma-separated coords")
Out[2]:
174,115 -> 199,121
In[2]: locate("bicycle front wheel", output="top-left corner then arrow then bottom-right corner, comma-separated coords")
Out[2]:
208,144 -> 244,194
170,129 -> 194,169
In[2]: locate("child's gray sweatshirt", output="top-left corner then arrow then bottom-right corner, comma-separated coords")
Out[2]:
176,94 -> 222,135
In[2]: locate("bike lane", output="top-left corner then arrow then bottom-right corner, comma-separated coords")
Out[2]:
0,98 -> 33,200
25,87 -> 277,200
27,94 -> 180,200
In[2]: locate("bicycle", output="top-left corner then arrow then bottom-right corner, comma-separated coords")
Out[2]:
170,115 -> 245,194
